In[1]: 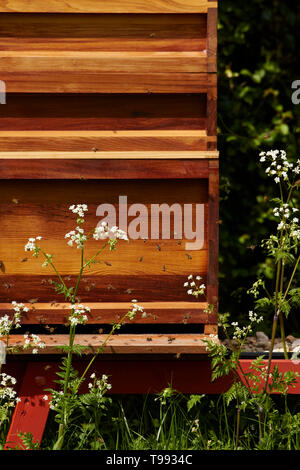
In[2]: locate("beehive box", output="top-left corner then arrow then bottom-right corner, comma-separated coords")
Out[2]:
0,0 -> 218,354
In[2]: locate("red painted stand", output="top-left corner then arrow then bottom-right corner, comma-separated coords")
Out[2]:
4,358 -> 300,449
4,362 -> 58,450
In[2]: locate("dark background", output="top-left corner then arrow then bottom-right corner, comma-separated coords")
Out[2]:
218,0 -> 300,333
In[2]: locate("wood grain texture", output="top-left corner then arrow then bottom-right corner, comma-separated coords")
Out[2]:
207,91 -> 217,137
7,333 -> 216,354
0,274 -> 208,303
0,38 -> 206,52
0,159 -> 211,179
0,1 -> 218,13
0,179 -> 208,279
207,161 -> 219,313
0,131 -> 217,152
1,72 -> 217,93
0,93 -> 207,131
0,14 -> 206,42
0,4 -> 219,347
0,239 -> 208,277
207,8 -> 218,72
0,302 -> 216,325
0,51 -> 208,73
0,150 -> 219,159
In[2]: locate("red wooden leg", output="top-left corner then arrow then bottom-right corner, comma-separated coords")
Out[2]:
5,361 -> 57,450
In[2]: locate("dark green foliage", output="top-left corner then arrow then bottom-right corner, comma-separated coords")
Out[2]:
39,393 -> 300,450
219,0 -> 300,332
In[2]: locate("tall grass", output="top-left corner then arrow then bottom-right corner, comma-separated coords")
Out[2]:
37,392 -> 300,451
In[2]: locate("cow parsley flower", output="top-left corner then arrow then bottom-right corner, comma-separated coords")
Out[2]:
184,275 -> 206,298
0,302 -> 28,337
24,236 -> 42,256
23,333 -> 46,352
0,373 -> 19,407
93,222 -> 128,242
127,300 -> 145,321
69,204 -> 88,218
68,304 -> 90,326
65,226 -> 87,249
87,373 -> 112,399
259,150 -> 297,184
248,310 -> 263,323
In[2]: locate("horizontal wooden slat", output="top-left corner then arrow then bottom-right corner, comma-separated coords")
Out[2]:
0,242 -> 208,276
1,72 -> 217,93
0,38 -> 206,52
0,132 -> 217,151
0,51 -> 208,73
0,93 -> 207,131
7,333 -> 216,354
0,179 -> 208,281
0,150 -> 219,159
0,1 -> 217,14
0,159 -> 211,179
0,14 -> 207,41
0,274 -> 208,303
0,302 -> 216,324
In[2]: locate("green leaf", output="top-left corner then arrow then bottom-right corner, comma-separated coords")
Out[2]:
187,394 -> 205,412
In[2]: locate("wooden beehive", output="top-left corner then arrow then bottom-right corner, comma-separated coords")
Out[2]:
0,0 -> 218,354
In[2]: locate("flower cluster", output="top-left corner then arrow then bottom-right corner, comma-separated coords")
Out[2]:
48,390 -> 64,411
23,334 -> 46,354
0,373 -> 16,387
88,373 -> 112,398
65,207 -> 129,250
68,304 -> 91,326
69,204 -> 88,219
231,311 -> 263,342
248,310 -> 263,324
0,373 -> 20,407
0,302 -> 28,337
24,236 -> 42,256
259,149 -> 300,184
65,204 -> 89,248
247,279 -> 265,299
271,203 -> 300,241
65,226 -> 87,249
93,222 -> 128,242
184,275 -> 206,298
127,300 -> 146,320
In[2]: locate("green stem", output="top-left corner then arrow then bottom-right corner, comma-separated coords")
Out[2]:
82,243 -> 109,269
41,250 -> 68,293
235,406 -> 241,450
76,310 -> 132,392
279,263 -> 288,359
262,232 -> 283,395
282,253 -> 300,303
258,405 -> 264,443
279,312 -> 288,359
263,310 -> 279,395
56,248 -> 85,450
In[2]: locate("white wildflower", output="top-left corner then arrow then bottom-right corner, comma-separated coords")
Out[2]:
65,227 -> 87,249
128,300 -> 145,320
25,236 -> 42,252
93,222 -> 128,242
68,304 -> 90,326
69,204 -> 88,218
